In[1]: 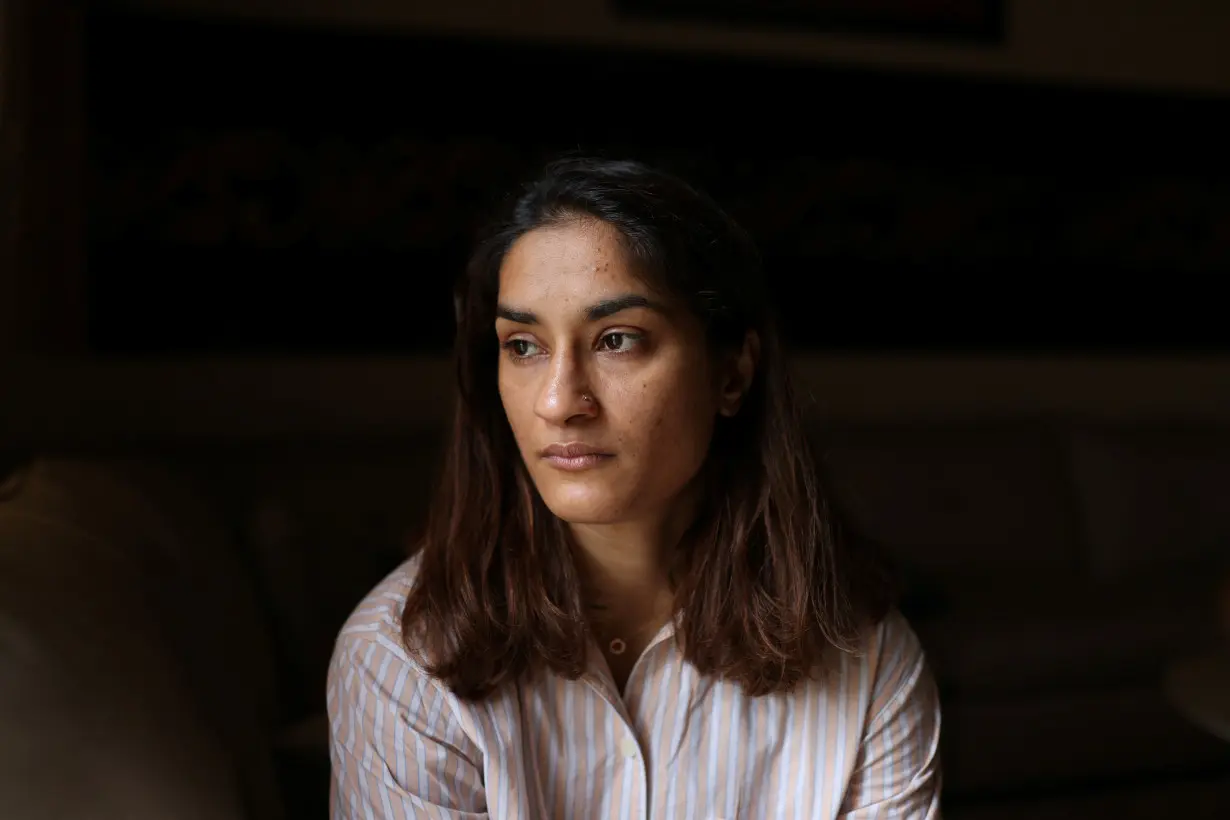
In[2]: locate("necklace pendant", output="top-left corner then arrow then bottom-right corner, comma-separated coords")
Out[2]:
608,638 -> 627,655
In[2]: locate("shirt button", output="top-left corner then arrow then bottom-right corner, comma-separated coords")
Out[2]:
620,737 -> 639,758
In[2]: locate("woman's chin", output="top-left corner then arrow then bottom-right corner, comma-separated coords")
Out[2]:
539,487 -> 630,526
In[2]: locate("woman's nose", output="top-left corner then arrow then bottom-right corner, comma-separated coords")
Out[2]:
534,352 -> 597,425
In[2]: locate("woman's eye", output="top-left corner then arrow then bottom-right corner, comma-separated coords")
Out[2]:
599,332 -> 638,353
504,339 -> 541,358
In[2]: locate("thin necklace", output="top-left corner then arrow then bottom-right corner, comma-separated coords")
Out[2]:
586,598 -> 626,655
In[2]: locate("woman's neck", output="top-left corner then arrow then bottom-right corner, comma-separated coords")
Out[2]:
570,520 -> 667,593
570,517 -> 678,690
568,492 -> 697,633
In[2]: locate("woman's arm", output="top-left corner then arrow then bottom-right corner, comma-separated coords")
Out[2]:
839,613 -> 943,819
327,631 -> 488,820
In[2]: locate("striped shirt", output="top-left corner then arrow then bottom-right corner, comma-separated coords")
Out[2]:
327,559 -> 942,819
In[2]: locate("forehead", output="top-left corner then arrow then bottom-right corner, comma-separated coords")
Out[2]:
498,219 -> 644,305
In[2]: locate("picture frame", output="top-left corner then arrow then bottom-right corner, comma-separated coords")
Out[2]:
611,0 -> 1005,44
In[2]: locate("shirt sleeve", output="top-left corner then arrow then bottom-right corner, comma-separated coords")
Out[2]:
839,612 -> 943,819
327,630 -> 488,820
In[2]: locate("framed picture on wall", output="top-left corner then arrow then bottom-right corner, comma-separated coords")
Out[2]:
611,0 -> 1005,43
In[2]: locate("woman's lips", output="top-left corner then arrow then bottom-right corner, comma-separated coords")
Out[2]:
540,443 -> 614,471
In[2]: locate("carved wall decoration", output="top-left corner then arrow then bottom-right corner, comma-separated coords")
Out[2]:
82,8 -> 1230,353
92,129 -> 1230,273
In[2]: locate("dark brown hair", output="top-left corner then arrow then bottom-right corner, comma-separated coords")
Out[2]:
402,156 -> 893,700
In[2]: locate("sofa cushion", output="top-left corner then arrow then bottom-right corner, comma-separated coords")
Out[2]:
0,459 -> 281,819
814,425 -> 1081,577
941,683 -> 1230,797
1070,427 -> 1230,581
177,438 -> 443,717
915,569 -> 1222,696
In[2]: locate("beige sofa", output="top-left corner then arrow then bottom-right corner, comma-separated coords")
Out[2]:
2,357 -> 1230,818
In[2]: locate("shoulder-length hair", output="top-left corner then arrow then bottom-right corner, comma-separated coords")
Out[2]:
402,155 -> 893,700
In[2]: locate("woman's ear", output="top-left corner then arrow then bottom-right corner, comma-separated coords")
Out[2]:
717,330 -> 760,417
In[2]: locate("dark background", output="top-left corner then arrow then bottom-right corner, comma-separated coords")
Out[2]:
84,7 -> 1230,356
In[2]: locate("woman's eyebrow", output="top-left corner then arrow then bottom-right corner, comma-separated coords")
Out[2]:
584,294 -> 663,321
495,305 -> 538,324
496,294 -> 664,325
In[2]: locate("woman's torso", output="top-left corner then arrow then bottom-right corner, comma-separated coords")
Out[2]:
328,560 -> 933,820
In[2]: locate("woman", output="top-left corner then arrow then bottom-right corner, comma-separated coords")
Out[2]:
328,157 -> 941,819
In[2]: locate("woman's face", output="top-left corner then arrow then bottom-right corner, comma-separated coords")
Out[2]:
496,218 -> 732,526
